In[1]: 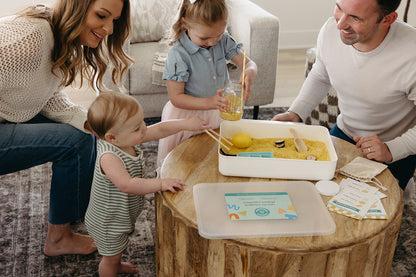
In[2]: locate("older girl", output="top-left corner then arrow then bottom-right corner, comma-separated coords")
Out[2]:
157,0 -> 257,165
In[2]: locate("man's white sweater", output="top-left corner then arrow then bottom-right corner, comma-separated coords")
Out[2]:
290,17 -> 416,162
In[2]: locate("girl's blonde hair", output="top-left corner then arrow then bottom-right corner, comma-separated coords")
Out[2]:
18,0 -> 133,91
169,0 -> 228,45
87,92 -> 142,139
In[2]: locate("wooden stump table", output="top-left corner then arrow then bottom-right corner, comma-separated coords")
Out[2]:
156,133 -> 403,277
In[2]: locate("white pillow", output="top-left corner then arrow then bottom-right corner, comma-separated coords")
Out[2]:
130,0 -> 179,43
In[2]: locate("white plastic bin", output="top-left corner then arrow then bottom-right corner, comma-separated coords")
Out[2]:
219,120 -> 338,180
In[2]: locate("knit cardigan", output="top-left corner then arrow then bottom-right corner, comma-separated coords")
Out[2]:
0,15 -> 87,131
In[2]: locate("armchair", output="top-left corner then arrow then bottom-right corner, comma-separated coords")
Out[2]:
104,0 -> 279,119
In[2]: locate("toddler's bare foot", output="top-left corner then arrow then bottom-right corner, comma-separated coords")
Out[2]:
118,262 -> 138,274
44,223 -> 97,256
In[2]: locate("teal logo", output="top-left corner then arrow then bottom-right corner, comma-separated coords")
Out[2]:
255,207 -> 270,217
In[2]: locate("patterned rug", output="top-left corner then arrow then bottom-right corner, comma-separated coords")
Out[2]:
0,107 -> 415,276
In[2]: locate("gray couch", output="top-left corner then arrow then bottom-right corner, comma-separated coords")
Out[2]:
104,0 -> 279,119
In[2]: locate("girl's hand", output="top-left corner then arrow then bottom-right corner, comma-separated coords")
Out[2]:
185,116 -> 211,131
240,63 -> 257,101
231,53 -> 258,101
161,178 -> 186,193
208,88 -> 229,111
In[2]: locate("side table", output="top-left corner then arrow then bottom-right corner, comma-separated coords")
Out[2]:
156,133 -> 403,277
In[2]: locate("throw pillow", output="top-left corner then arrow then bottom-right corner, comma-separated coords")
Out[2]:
130,0 -> 179,43
304,48 -> 340,130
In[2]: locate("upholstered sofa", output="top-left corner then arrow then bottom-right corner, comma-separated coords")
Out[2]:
104,0 -> 279,118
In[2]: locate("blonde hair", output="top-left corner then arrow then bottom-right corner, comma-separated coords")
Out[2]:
87,92 -> 142,139
169,0 -> 228,45
18,0 -> 133,91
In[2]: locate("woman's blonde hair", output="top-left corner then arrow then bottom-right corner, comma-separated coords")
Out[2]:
169,0 -> 228,45
19,0 -> 133,90
87,92 -> 142,139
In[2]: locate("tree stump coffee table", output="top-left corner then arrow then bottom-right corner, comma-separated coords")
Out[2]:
156,133 -> 403,277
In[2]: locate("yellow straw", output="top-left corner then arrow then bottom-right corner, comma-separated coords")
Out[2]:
240,51 -> 246,105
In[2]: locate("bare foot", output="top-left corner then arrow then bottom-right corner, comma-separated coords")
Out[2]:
118,262 -> 138,274
44,223 -> 97,256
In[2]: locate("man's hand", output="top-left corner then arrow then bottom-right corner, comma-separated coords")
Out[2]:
272,111 -> 302,122
354,135 -> 393,163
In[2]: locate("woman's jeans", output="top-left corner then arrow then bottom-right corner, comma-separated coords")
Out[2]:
330,123 -> 416,190
0,115 -> 96,224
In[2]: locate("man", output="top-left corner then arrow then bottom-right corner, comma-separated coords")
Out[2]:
273,0 -> 416,190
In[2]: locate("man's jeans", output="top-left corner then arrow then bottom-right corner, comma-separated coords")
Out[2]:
330,123 -> 416,190
0,115 -> 96,224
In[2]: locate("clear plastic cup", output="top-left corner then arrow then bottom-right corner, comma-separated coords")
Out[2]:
220,80 -> 244,121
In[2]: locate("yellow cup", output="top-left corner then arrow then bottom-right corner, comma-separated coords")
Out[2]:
220,81 -> 244,121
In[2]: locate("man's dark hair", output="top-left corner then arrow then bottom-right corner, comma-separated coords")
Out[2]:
377,0 -> 401,17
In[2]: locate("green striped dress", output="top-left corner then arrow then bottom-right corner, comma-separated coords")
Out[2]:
85,139 -> 144,256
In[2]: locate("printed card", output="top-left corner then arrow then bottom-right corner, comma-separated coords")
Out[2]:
224,192 -> 297,221
327,178 -> 388,220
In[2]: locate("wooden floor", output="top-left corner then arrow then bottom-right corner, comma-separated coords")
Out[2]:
266,48 -> 308,108
64,48 -> 308,109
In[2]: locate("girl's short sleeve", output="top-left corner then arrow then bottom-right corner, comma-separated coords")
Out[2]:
223,32 -> 243,61
163,48 -> 190,82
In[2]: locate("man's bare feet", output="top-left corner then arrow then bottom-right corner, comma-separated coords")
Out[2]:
44,223 -> 97,256
118,262 -> 138,274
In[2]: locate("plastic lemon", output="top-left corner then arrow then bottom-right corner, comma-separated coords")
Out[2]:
232,133 -> 253,148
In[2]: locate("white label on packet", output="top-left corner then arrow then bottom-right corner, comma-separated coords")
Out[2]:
340,178 -> 379,194
327,186 -> 379,218
340,178 -> 387,200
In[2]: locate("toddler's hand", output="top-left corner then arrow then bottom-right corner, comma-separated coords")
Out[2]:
161,178 -> 186,193
185,116 -> 211,131
209,89 -> 229,112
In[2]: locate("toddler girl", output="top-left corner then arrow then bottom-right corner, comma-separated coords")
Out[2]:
157,0 -> 257,165
84,92 -> 209,276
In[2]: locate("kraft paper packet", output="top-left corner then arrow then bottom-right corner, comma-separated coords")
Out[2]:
338,157 -> 388,191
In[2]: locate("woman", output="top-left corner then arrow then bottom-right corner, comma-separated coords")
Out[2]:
0,0 -> 132,256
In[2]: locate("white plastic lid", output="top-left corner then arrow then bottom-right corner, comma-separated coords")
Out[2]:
193,181 -> 336,239
315,180 -> 340,196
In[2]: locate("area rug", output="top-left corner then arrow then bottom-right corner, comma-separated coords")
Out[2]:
0,107 -> 415,276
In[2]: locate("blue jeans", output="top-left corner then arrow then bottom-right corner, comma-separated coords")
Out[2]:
0,114 -> 96,224
330,123 -> 416,190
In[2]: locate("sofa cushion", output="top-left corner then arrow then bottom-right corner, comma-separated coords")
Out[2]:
130,0 -> 178,43
129,42 -> 168,95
